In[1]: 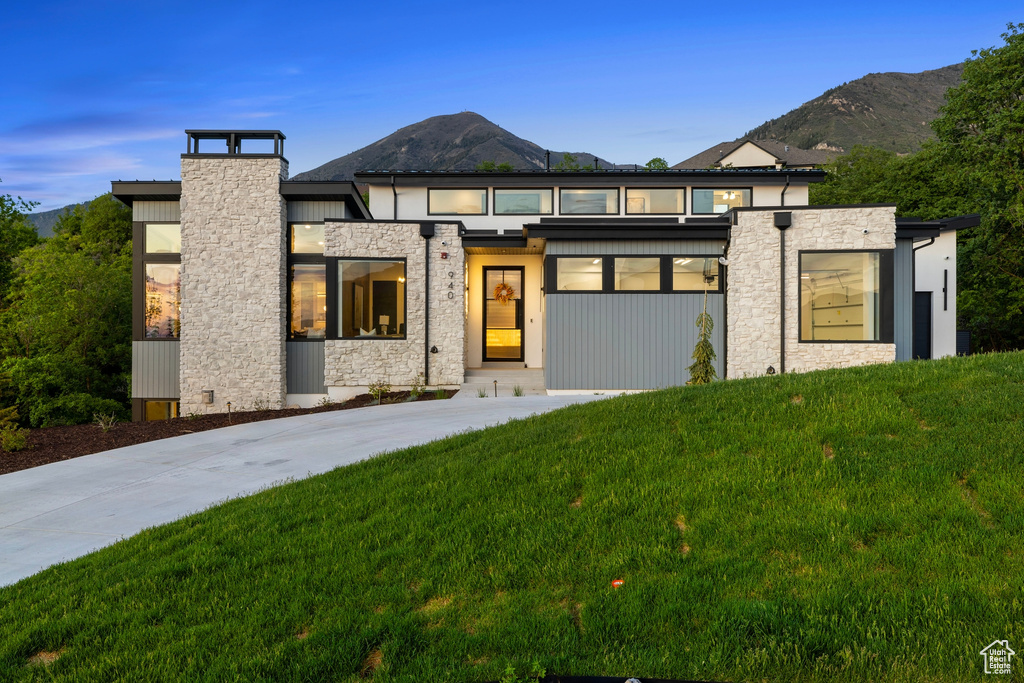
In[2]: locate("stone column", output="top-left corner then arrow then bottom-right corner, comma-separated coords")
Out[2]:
179,156 -> 288,413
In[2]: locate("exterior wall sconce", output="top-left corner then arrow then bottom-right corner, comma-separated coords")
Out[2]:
202,390 -> 214,404
430,345 -> 438,354
766,366 -> 776,375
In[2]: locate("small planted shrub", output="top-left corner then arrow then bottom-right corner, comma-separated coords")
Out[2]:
410,373 -> 426,399
512,384 -> 525,397
0,426 -> 28,453
317,395 -> 335,408
687,290 -> 717,385
0,405 -> 28,453
433,387 -> 448,400
368,380 -> 392,405
93,413 -> 118,433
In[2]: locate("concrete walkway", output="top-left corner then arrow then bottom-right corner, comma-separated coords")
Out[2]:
0,394 -> 606,587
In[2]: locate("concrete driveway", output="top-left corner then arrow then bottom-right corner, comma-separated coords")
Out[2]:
0,394 -> 607,587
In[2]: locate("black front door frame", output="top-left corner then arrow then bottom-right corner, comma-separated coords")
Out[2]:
482,266 -> 525,362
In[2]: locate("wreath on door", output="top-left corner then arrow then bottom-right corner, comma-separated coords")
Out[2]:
493,282 -> 516,305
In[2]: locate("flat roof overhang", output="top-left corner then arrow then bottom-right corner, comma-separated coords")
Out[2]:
109,180 -> 372,219
111,180 -> 182,206
354,168 -> 825,187
524,219 -> 729,240
895,213 -> 981,239
280,181 -> 371,219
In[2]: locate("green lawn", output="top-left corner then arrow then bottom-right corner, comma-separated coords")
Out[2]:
2,353 -> 1023,682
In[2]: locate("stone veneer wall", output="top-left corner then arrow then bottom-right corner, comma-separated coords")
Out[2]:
727,207 -> 897,378
179,156 -> 288,413
324,221 -> 464,387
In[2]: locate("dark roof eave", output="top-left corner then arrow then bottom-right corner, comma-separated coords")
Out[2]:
895,213 -> 981,232
279,180 -> 371,219
524,225 -> 729,240
110,180 -> 182,207
354,169 -> 825,186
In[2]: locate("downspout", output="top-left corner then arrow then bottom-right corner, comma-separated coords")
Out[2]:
390,175 -> 398,220
780,174 -> 790,207
774,212 -> 793,374
420,223 -> 436,385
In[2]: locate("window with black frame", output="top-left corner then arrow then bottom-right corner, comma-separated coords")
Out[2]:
337,259 -> 407,338
550,255 -> 723,293
691,188 -> 751,214
800,251 -> 886,342
142,223 -> 181,339
288,224 -> 327,339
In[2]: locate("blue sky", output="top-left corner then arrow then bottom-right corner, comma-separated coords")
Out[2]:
1,1 -> 1019,210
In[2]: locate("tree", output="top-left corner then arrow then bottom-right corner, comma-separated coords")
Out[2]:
930,23 -> 1024,350
644,157 -> 670,170
552,152 -> 594,172
0,180 -> 40,299
806,25 -> 1024,351
687,290 -> 717,385
0,193 -> 132,426
475,160 -> 515,172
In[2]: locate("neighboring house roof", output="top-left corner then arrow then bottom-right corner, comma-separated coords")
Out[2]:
673,139 -> 834,170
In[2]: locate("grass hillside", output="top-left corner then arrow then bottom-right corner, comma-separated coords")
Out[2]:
1,353 -> 1022,682
745,64 -> 964,154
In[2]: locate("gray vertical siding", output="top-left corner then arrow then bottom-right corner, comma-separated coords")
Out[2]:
545,293 -> 725,390
286,201 -> 350,223
133,201 -> 181,222
132,341 -> 180,398
286,341 -> 326,393
894,239 -> 914,361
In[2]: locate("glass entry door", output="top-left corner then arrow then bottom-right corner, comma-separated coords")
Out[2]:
483,267 -> 524,361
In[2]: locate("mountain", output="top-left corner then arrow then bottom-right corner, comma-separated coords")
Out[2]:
292,112 -> 620,180
25,204 -> 82,238
743,64 -> 964,154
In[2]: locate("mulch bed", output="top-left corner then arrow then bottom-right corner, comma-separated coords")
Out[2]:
0,390 -> 457,476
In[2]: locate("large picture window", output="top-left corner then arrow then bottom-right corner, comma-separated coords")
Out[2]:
625,188 -> 685,214
692,188 -> 751,214
559,188 -> 619,215
289,264 -> 327,338
494,188 -> 553,215
428,188 -> 487,215
338,260 -> 407,338
144,263 -> 181,338
136,222 -> 182,341
801,251 -> 892,342
288,224 -> 326,340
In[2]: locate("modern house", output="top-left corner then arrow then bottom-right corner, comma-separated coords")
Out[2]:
112,130 -> 977,420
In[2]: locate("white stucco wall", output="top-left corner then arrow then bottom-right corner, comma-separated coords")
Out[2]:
727,207 -> 898,378
367,182 -> 811,232
914,229 -> 958,358
465,254 -> 544,368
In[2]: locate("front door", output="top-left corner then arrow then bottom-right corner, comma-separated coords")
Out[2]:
483,267 -> 524,361
913,291 -> 932,360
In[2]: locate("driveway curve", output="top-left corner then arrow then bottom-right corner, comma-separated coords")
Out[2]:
0,394 -> 607,587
